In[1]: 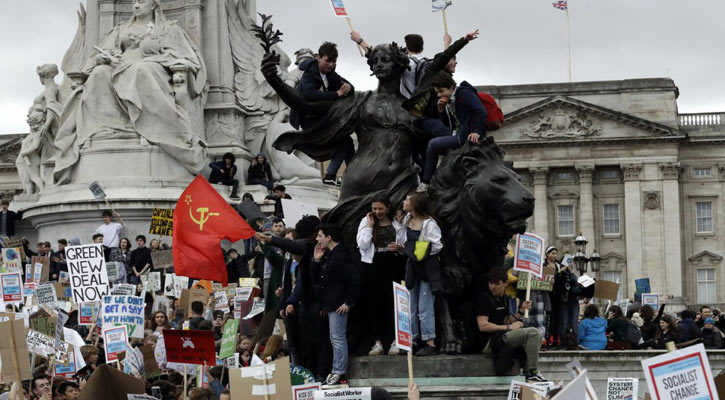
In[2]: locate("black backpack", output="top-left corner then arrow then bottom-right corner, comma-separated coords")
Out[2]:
625,321 -> 643,345
401,56 -> 433,96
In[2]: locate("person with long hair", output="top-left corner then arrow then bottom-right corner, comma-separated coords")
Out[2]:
110,237 -> 131,284
149,311 -> 171,335
261,335 -> 284,362
606,305 -> 631,350
357,197 -> 406,356
639,296 -> 667,346
654,315 -> 681,349
401,192 -> 442,356
578,304 -> 607,350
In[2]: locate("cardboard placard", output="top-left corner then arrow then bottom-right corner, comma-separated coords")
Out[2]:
77,364 -> 146,400
151,250 -> 173,270
102,295 -> 145,338
508,381 -> 551,400
0,318 -> 32,383
393,282 -> 412,352
641,343 -> 719,400
29,309 -> 57,337
139,344 -> 160,377
606,377 -> 638,400
2,239 -> 27,262
517,267 -> 556,292
550,370 -> 589,399
1,248 -> 23,272
641,293 -> 660,312
219,319 -> 240,359
149,208 -> 174,237
66,244 -> 110,303
593,280 -> 621,301
180,288 -> 209,316
103,325 -> 129,362
162,329 -> 216,365
30,256 -> 50,283
0,272 -> 22,303
230,356 -> 293,400
513,233 -> 545,279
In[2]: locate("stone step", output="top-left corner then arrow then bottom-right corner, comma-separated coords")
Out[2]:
348,354 -> 519,380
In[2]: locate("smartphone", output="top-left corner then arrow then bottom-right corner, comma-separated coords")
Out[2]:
152,386 -> 162,398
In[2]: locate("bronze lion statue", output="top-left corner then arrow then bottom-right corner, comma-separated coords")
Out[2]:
429,137 -> 535,353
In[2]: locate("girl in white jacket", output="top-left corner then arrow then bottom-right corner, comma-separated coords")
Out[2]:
356,196 -> 406,356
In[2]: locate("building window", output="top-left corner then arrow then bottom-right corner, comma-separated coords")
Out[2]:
603,204 -> 620,235
602,170 -> 619,179
697,268 -> 716,304
603,271 -> 623,301
557,205 -> 575,236
694,168 -> 712,177
558,172 -> 573,180
696,202 -> 713,233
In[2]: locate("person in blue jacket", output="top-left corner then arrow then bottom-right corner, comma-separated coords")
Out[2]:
208,152 -> 239,199
421,71 -> 486,187
578,304 -> 607,350
290,42 -> 356,186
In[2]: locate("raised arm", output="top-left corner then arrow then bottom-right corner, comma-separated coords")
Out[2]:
261,52 -> 333,116
426,30 -> 480,79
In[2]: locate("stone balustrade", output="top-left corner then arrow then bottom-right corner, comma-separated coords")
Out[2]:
680,112 -> 724,126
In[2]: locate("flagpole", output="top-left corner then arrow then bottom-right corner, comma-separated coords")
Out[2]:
565,7 -> 572,82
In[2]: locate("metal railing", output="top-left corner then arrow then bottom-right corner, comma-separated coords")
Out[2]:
680,112 -> 724,126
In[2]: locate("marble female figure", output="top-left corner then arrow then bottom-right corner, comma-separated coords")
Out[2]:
53,0 -> 207,184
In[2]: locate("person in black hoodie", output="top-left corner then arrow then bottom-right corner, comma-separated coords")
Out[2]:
209,152 -> 240,199
420,72 -> 487,187
290,42 -> 355,185
654,315 -> 681,349
247,153 -> 274,191
313,223 -> 361,386
639,302 -> 666,347
678,310 -> 702,343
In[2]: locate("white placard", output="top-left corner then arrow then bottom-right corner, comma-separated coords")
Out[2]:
281,198 -> 319,228
640,343 -> 719,400
606,377 -> 638,400
314,388 -> 372,400
66,244 -> 110,303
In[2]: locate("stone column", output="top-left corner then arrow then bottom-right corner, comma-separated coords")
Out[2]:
531,168 -> 549,244
621,164 -> 643,298
577,165 -> 596,251
660,163 -> 684,299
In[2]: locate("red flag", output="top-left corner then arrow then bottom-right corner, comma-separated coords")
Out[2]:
172,175 -> 255,285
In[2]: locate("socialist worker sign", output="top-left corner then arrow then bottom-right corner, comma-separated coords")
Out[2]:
162,329 -> 216,365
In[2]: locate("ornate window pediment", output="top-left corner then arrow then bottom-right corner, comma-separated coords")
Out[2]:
688,250 -> 723,265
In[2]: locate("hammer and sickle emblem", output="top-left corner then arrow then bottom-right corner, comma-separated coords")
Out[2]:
189,206 -> 220,231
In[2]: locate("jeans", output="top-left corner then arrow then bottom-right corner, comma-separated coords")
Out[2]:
328,311 -> 349,375
422,135 -> 460,184
558,298 -> 580,340
410,280 -> 436,341
209,170 -> 239,195
419,118 -> 452,138
248,177 -> 274,190
504,327 -> 542,370
326,137 -> 355,176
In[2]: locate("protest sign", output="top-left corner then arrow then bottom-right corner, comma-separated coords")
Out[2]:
180,288 -> 209,316
393,282 -> 412,352
329,0 -> 349,17
513,233 -> 545,279
151,250 -> 173,270
234,295 -> 244,319
619,298 -> 631,316
517,267 -> 556,292
1,272 -> 22,303
606,377 -> 638,400
79,302 -> 98,325
164,273 -> 175,296
642,293 -> 660,311
565,360 -> 599,400
152,295 -> 169,316
111,283 -> 137,296
561,253 -> 574,266
106,262 -> 119,282
0,318 -> 32,384
149,208 -> 174,236
23,282 -> 36,298
2,239 -> 27,262
635,278 -> 651,302
30,256 -> 50,282
29,308 -> 56,337
36,283 -> 57,306
215,290 -> 230,313
230,356 -> 293,400
314,388 -> 372,400
243,297 -> 265,320
102,295 -> 145,338
162,329 -> 216,365
174,275 -> 189,298
139,344 -> 160,377
66,243 -> 110,303
1,247 -> 23,272
432,0 -> 453,12
27,329 -> 57,357
148,272 -> 161,292
594,280 -> 621,301
236,286 -> 254,301
77,364 -> 146,400
549,370 -> 589,399
103,325 -> 129,362
281,198 -> 319,227
508,380 -> 551,400
88,180 -> 107,200
293,383 -> 321,400
55,348 -> 78,377
641,343 -> 718,400
239,277 -> 258,287
59,271 -> 69,283
219,319 -> 240,359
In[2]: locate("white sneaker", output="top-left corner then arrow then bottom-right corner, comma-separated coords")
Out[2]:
388,344 -> 400,355
368,343 -> 384,356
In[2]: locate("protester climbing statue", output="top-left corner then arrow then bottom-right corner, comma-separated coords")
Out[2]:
52,0 -> 208,185
256,16 -> 536,354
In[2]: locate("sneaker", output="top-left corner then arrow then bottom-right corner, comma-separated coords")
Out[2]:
388,343 -> 400,355
414,344 -> 438,357
525,370 -> 547,383
325,373 -> 343,385
322,174 -> 337,185
368,343 -> 384,356
230,193 -> 240,200
323,374 -> 333,384
417,183 -> 429,192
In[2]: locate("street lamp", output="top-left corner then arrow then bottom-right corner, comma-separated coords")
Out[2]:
572,234 -> 600,274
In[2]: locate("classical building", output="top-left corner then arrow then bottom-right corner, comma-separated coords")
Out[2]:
483,78 -> 725,307
2,77 -> 724,306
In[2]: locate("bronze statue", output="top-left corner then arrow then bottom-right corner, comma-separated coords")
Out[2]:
256,17 -> 534,354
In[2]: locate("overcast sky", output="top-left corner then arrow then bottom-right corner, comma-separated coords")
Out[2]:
1,0 -> 724,134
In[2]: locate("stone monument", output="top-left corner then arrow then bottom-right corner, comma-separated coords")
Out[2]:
12,0 -> 336,244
